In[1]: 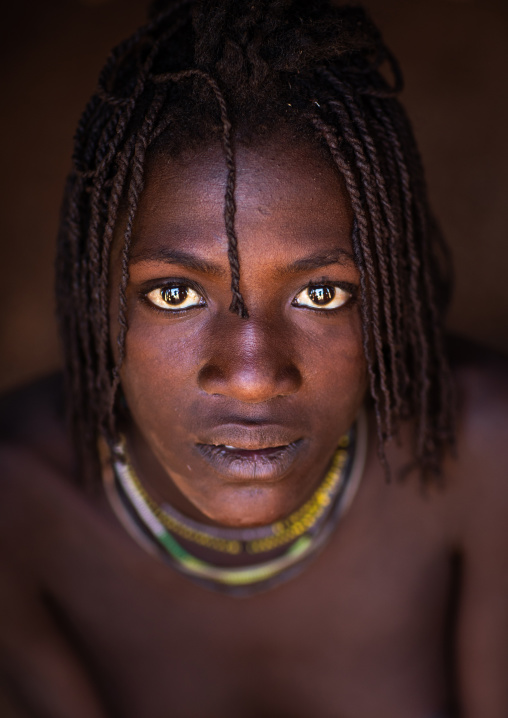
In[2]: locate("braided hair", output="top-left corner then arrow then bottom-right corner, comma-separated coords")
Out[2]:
56,0 -> 455,488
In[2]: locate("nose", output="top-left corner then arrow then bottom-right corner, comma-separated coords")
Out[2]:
198,317 -> 302,403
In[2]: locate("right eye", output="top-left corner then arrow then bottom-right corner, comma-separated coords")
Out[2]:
145,285 -> 205,311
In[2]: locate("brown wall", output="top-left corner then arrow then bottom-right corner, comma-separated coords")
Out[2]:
1,0 -> 507,393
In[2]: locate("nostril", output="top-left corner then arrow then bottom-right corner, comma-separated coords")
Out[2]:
197,360 -> 301,402
197,363 -> 226,393
279,364 -> 302,392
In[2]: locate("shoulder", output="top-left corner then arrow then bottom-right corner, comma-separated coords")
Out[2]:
442,342 -> 508,705
0,373 -> 74,475
444,335 -> 508,545
448,334 -> 508,473
0,374 -> 78,542
0,379 -> 109,718
449,334 -> 508,430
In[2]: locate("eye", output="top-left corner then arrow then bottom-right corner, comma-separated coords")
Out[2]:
145,284 -> 205,311
292,284 -> 351,310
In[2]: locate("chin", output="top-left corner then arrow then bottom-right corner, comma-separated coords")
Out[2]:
193,484 -> 293,528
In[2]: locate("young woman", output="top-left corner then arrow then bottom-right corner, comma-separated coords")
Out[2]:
1,1 -> 507,716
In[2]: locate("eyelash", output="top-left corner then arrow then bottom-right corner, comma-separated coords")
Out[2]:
140,279 -> 207,315
294,280 -> 357,315
140,279 -> 357,314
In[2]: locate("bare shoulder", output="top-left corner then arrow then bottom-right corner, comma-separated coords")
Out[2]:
0,378 -> 109,717
449,334 -> 508,424
448,335 -> 508,466
0,374 -> 77,538
444,335 -> 508,542
442,343 -> 508,706
0,373 -> 74,474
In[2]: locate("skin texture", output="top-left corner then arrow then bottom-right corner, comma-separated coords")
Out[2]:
112,139 -> 367,529
0,140 -> 508,718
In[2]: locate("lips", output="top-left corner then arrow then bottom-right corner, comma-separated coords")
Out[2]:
197,423 -> 301,451
194,424 -> 305,482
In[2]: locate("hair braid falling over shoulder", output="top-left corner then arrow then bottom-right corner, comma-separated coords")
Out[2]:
56,0 -> 455,488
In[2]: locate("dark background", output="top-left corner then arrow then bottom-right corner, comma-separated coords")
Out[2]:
1,0 -> 507,393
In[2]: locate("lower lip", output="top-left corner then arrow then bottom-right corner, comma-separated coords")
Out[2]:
195,441 -> 304,482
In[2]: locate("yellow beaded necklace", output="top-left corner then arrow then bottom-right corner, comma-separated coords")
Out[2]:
102,409 -> 368,595
114,432 -> 350,556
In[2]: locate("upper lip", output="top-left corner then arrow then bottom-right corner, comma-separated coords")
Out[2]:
197,424 -> 302,451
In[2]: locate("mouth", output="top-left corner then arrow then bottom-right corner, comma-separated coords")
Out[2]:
195,438 -> 304,482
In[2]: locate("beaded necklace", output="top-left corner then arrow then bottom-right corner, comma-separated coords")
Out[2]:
102,409 -> 367,596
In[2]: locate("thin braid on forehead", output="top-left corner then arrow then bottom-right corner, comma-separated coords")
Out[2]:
56,0 -> 454,488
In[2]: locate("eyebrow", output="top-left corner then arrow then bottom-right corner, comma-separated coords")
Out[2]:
129,245 -> 356,277
279,249 -> 356,275
129,246 -> 227,278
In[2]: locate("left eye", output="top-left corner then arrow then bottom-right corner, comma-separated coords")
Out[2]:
292,284 -> 351,310
145,285 -> 205,311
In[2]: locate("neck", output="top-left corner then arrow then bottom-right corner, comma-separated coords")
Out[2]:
101,409 -> 368,595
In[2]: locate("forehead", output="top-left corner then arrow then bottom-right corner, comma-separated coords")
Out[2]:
130,137 -> 354,267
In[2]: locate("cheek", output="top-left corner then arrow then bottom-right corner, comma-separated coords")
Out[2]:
118,311 -> 205,436
296,308 -> 368,420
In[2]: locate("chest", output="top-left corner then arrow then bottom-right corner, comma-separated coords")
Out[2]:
40,484 -> 452,717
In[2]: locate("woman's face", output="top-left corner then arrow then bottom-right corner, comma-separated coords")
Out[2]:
111,137 -> 368,527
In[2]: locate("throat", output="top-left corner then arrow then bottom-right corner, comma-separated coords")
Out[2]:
101,408 -> 368,596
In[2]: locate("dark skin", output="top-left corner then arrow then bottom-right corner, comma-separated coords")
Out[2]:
114,139 -> 367,531
1,138 -> 508,718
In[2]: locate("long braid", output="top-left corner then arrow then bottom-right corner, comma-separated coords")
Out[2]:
152,68 -> 248,317
310,116 -> 388,472
364,101 -> 409,405
58,6 -> 201,477
369,101 -> 436,463
385,102 -> 456,453
320,95 -> 393,438
96,137 -> 136,402
325,77 -> 404,427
